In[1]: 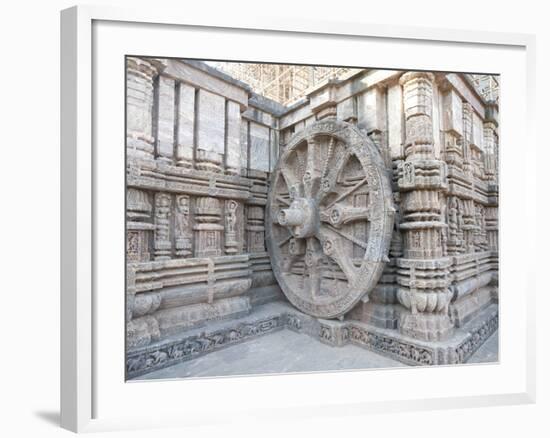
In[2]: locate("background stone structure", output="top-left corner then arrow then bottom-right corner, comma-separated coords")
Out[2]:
125,57 -> 499,378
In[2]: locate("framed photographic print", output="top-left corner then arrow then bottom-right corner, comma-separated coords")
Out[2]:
61,5 -> 536,433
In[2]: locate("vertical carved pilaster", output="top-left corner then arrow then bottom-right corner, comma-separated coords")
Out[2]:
485,206 -> 498,252
483,121 -> 498,181
396,72 -> 453,342
126,188 -> 153,262
154,193 -> 172,260
462,103 -> 474,179
247,206 -> 265,253
446,196 -> 464,255
176,83 -> 195,169
174,195 -> 192,258
225,101 -> 242,176
224,200 -> 240,254
461,198 -> 476,253
156,76 -> 176,164
126,57 -> 160,160
194,197 -> 223,257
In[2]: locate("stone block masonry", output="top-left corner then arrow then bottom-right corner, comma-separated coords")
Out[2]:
126,56 -> 498,377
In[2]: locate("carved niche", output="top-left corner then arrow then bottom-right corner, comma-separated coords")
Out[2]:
266,119 -> 394,318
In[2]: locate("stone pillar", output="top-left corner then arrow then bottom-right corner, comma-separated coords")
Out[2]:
174,195 -> 192,258
176,83 -> 195,168
225,101 -> 242,176
156,76 -> 176,164
247,206 -> 265,253
193,197 -> 223,257
153,193 -> 172,260
485,205 -> 498,252
126,188 -> 153,262
196,90 -> 225,173
396,72 -> 453,341
462,103 -> 474,179
483,121 -> 498,181
126,57 -> 159,160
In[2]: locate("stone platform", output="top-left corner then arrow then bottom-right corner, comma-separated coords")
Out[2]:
139,329 -> 498,380
127,300 -> 498,379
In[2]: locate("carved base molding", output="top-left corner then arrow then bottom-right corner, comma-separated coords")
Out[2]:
127,300 -> 498,378
126,305 -> 286,379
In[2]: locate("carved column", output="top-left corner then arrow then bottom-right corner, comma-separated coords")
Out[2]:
396,72 -> 453,341
174,195 -> 192,257
193,197 -> 223,257
126,188 -> 153,262
483,121 -> 498,181
126,57 -> 160,160
246,206 -> 265,253
153,193 -> 172,260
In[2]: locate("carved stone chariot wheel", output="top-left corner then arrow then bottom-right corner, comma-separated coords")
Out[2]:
266,119 -> 394,319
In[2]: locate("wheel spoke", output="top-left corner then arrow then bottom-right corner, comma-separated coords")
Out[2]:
305,237 -> 322,298
324,176 -> 368,210
320,205 -> 372,228
303,136 -> 321,198
317,228 -> 358,283
280,167 -> 301,199
318,150 -> 351,201
275,195 -> 291,206
323,224 -> 368,249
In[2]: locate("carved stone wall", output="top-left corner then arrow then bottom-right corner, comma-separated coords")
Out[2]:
278,68 -> 499,344
126,57 -> 284,350
126,57 -> 498,363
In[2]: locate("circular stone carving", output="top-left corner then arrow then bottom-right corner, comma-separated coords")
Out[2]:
266,119 -> 394,318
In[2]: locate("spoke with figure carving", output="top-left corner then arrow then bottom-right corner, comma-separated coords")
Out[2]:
321,137 -> 335,180
303,137 -> 320,198
305,237 -> 322,298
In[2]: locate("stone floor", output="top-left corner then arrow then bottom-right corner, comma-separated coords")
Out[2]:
137,329 -> 499,380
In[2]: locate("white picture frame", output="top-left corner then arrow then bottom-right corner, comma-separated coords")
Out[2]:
60,5 -> 536,433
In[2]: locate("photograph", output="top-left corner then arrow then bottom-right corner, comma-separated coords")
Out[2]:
124,57 -> 500,380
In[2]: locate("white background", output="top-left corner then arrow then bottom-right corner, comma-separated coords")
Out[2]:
0,0 -> 547,437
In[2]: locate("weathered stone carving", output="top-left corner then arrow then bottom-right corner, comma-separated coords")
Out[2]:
126,57 -> 160,160
247,206 -> 266,253
174,195 -> 192,258
153,193 -> 172,260
266,119 -> 394,318
194,197 -> 223,257
125,58 -> 499,375
396,72 -> 453,341
224,200 -> 240,254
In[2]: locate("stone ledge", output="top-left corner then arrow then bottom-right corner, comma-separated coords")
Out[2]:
127,300 -> 498,379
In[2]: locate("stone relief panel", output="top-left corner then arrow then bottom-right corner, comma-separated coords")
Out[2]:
125,58 -> 498,371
